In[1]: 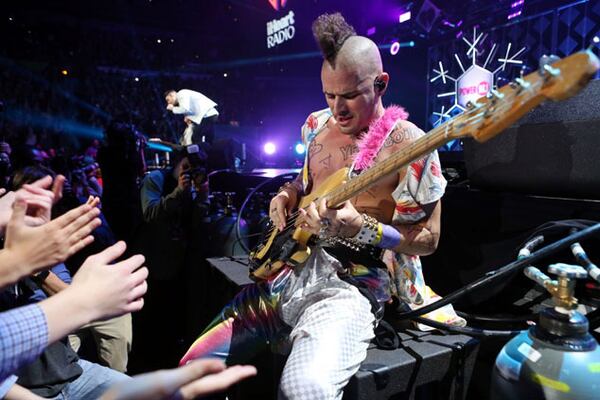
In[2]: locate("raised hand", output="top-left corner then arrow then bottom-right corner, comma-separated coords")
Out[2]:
69,241 -> 148,322
0,175 -> 66,232
101,359 -> 257,400
1,199 -> 101,281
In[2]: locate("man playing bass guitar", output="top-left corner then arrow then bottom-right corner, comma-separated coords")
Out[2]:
180,13 -> 445,400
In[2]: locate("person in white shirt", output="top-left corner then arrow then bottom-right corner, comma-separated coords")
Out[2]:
165,89 -> 219,146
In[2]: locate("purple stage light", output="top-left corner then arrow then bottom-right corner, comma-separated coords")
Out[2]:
390,41 -> 401,56
263,142 -> 276,155
511,0 -> 525,8
367,26 -> 376,36
507,10 -> 522,20
399,11 -> 411,23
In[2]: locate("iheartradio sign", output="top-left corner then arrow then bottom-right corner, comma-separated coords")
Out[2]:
456,65 -> 493,107
266,11 -> 295,48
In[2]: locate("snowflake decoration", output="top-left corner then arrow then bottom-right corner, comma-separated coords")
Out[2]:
429,27 -> 526,149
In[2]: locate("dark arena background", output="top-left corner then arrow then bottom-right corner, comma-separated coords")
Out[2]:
1,0 -> 600,399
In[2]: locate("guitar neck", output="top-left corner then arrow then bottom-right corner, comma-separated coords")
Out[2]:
325,124 -> 454,208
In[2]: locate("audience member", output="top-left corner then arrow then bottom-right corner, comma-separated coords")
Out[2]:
12,166 -> 133,373
0,263 -> 129,399
0,183 -> 101,287
0,241 -> 148,381
101,359 -> 256,400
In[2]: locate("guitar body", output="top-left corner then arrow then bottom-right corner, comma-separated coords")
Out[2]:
249,167 -> 350,280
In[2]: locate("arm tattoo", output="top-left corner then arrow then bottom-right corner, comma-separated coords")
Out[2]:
333,213 -> 362,237
384,126 -> 423,148
402,221 -> 437,251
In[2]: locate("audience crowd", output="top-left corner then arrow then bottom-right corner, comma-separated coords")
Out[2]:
0,138 -> 255,400
0,35 -> 255,400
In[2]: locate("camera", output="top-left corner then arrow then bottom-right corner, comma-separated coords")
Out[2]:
185,144 -> 207,184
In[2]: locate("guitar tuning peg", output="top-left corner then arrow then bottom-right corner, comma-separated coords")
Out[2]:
511,77 -> 531,90
542,63 -> 561,77
539,54 -> 561,77
486,89 -> 504,100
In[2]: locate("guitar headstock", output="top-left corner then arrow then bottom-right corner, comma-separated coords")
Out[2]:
445,50 -> 599,143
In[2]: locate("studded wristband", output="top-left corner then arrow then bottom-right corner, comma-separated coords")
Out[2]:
352,214 -> 401,249
352,214 -> 381,245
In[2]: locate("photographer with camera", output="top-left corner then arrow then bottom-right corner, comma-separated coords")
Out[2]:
133,145 -> 210,370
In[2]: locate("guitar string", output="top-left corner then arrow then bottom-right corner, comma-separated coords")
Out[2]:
256,76 -> 545,246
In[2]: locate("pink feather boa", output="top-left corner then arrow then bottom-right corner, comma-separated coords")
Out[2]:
353,105 -> 408,170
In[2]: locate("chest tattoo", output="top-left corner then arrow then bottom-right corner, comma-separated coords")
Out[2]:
318,153 -> 332,169
339,144 -> 359,161
309,139 -> 323,158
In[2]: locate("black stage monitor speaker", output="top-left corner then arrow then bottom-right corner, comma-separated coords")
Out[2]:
464,78 -> 600,199
205,138 -> 259,172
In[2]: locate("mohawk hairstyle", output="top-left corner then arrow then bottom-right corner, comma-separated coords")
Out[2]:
312,13 -> 356,66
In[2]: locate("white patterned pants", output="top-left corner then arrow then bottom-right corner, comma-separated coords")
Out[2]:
278,284 -> 375,399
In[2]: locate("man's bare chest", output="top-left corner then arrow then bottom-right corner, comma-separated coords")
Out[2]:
307,133 -> 357,186
306,129 -> 401,222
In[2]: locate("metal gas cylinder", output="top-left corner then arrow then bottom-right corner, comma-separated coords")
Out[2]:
492,262 -> 600,400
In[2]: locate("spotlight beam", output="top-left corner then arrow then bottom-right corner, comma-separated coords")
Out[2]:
0,56 -> 111,120
5,108 -> 104,139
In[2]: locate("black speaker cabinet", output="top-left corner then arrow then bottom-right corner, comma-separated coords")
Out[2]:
464,79 -> 600,199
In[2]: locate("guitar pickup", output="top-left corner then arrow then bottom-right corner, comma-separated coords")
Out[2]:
278,240 -> 299,262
